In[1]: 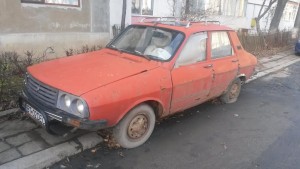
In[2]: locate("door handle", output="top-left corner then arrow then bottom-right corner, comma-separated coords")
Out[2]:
203,64 -> 213,68
232,59 -> 239,63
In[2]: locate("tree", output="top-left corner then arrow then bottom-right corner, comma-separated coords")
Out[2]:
121,0 -> 127,31
294,4 -> 300,28
269,0 -> 289,33
255,0 -> 277,34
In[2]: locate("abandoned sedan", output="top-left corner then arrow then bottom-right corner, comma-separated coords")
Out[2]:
19,19 -> 257,148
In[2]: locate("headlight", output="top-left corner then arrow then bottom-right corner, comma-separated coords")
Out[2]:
76,99 -> 85,113
57,91 -> 89,118
64,95 -> 71,107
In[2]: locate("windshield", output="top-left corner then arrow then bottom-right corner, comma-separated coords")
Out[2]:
108,26 -> 184,61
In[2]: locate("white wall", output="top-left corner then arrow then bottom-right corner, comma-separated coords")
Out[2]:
110,0 -> 132,38
153,0 -> 175,17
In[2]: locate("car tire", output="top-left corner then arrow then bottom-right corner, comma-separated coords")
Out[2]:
220,78 -> 242,104
113,104 -> 156,149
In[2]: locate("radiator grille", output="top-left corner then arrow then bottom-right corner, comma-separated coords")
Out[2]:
26,74 -> 58,107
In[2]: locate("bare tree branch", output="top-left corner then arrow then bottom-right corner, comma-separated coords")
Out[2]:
257,0 -> 277,20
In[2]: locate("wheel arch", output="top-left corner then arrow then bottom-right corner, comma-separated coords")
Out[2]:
237,74 -> 246,84
115,98 -> 166,126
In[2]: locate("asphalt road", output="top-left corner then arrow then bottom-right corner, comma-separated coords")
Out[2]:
51,61 -> 300,169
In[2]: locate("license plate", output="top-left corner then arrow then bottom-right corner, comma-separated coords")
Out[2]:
25,104 -> 46,126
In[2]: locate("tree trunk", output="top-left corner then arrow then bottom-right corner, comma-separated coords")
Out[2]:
185,0 -> 190,14
269,0 -> 288,33
294,4 -> 300,28
255,18 -> 262,35
121,0 -> 127,31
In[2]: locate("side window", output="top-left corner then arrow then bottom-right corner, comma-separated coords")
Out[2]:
175,32 -> 207,68
211,31 -> 234,59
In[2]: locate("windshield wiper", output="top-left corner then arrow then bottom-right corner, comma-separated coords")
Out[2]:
110,45 -> 124,53
134,50 -> 151,61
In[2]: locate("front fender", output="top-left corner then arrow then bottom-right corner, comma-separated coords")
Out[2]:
81,67 -> 172,127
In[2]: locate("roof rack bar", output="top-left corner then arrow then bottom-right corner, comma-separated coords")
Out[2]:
140,16 -> 179,23
190,20 -> 221,25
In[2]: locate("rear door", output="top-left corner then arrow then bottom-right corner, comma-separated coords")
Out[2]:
170,32 -> 213,113
208,31 -> 239,98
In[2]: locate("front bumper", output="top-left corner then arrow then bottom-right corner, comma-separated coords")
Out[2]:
19,90 -> 108,134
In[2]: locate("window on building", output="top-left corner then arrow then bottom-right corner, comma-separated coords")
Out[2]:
282,2 -> 298,22
211,31 -> 233,59
21,0 -> 80,7
175,32 -> 207,68
132,0 -> 154,15
220,0 -> 245,17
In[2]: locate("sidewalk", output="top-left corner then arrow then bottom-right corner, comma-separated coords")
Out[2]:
246,49 -> 300,83
0,48 -> 299,169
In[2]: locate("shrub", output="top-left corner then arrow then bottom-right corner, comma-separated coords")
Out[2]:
65,45 -> 102,56
0,51 -> 35,110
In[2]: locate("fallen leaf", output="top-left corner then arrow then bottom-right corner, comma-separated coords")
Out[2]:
60,164 -> 66,169
118,151 -> 125,157
222,143 -> 227,150
95,163 -> 101,168
86,164 -> 93,168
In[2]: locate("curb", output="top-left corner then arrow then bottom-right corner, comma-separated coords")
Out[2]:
0,132 -> 102,169
0,108 -> 20,118
246,56 -> 300,83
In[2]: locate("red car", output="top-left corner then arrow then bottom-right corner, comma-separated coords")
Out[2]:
20,19 -> 257,148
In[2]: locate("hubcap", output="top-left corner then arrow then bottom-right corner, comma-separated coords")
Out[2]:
229,83 -> 239,99
127,114 -> 149,139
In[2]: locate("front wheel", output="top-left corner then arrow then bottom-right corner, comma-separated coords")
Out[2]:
220,78 -> 242,104
113,104 -> 156,149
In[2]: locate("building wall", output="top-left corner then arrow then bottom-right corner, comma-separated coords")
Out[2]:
153,0 -> 175,16
0,0 -> 112,57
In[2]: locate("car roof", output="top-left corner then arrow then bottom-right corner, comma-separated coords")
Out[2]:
133,22 -> 234,34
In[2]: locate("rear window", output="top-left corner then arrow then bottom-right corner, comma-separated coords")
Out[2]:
211,31 -> 234,59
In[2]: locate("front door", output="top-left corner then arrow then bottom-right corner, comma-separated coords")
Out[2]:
170,32 -> 213,113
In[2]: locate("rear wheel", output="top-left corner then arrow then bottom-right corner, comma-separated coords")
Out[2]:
113,104 -> 155,148
220,78 -> 242,104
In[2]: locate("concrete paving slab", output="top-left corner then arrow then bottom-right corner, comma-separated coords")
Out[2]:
0,132 -> 103,169
0,149 -> 21,164
18,140 -> 48,156
0,120 -> 38,138
6,133 -> 31,146
0,141 -> 10,153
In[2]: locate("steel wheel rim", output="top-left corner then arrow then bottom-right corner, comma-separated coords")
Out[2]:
229,83 -> 239,99
127,114 -> 149,140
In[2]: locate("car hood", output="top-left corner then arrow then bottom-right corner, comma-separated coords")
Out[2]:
28,48 -> 159,96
